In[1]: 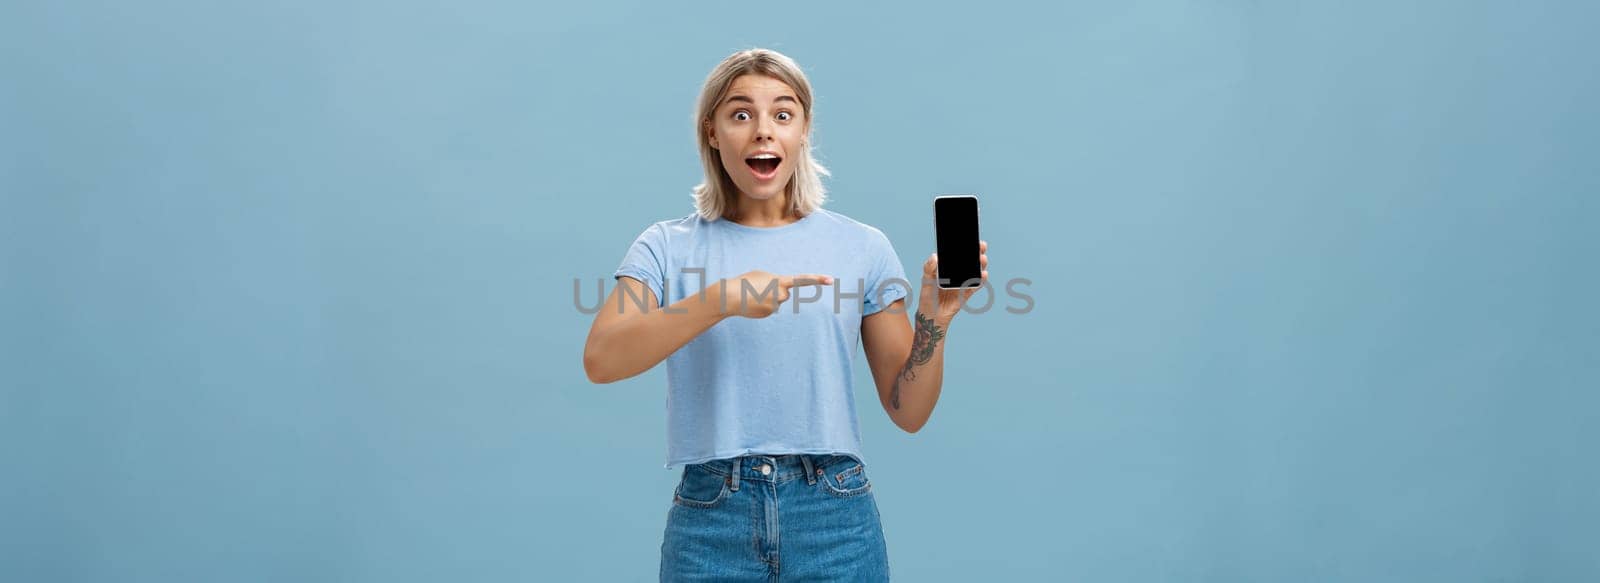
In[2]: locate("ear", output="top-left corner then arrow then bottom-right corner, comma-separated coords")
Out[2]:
704,120 -> 718,150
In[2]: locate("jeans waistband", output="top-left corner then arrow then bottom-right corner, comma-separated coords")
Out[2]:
691,453 -> 861,490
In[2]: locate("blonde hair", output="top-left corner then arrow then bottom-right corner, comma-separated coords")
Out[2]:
692,48 -> 829,221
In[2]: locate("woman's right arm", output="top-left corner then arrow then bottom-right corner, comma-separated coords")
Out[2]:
582,271 -> 831,384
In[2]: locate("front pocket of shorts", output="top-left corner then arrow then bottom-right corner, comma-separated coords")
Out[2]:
821,461 -> 872,498
672,465 -> 731,508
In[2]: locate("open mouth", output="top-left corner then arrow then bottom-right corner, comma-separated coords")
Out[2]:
745,155 -> 782,180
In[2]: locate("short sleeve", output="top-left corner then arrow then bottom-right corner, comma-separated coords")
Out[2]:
862,231 -> 910,316
613,224 -> 668,308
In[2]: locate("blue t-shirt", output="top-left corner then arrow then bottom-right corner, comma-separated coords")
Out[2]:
612,208 -> 910,468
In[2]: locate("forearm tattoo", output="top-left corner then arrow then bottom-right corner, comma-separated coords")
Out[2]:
891,312 -> 947,410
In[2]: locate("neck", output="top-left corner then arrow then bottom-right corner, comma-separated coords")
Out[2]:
728,192 -> 796,227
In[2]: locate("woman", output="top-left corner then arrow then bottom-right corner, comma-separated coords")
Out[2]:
582,48 -> 988,582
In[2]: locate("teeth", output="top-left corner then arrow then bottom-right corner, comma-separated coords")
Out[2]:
749,154 -> 778,160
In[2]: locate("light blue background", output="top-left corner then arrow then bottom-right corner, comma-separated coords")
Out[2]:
4,1 -> 1596,581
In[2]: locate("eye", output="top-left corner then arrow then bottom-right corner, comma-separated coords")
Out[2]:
776,111 -> 792,122
733,111 -> 751,121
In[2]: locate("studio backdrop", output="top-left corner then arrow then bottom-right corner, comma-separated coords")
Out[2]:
3,1 -> 1596,581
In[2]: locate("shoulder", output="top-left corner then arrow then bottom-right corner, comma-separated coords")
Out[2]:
652,212 -> 704,234
631,213 -> 703,243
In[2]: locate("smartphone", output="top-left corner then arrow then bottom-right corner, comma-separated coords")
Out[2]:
934,195 -> 982,290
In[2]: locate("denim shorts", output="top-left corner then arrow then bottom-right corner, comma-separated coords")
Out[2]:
660,454 -> 890,582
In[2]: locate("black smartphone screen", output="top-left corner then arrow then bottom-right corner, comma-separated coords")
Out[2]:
934,195 -> 982,289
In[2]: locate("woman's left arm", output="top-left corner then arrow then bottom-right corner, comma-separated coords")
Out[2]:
862,241 -> 988,433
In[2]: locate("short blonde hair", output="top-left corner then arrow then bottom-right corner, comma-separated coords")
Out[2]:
692,48 -> 829,221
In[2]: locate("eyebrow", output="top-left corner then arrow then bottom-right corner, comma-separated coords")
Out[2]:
723,94 -> 799,107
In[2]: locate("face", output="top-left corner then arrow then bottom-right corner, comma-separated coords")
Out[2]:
706,74 -> 808,204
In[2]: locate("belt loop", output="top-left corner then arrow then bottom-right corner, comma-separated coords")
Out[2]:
729,457 -> 741,492
801,455 -> 817,485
